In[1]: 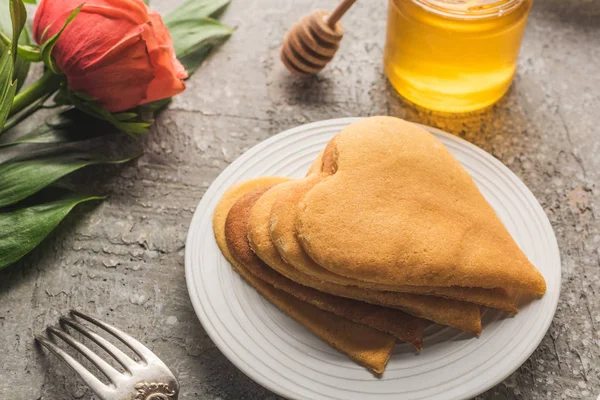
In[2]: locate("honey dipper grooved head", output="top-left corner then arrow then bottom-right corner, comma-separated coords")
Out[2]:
281,9 -> 344,77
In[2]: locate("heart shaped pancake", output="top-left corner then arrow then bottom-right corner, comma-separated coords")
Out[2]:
297,117 -> 547,295
248,180 -> 481,334
270,175 -> 517,312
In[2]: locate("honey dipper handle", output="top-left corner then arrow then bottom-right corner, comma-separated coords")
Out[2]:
327,0 -> 357,28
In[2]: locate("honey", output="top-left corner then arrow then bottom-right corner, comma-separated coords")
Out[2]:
384,0 -> 533,113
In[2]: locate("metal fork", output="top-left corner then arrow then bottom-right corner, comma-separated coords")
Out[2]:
36,310 -> 179,400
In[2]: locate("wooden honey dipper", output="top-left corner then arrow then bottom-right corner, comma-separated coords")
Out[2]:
281,0 -> 357,77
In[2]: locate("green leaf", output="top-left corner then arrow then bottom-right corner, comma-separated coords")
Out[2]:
164,0 -> 233,74
0,192 -> 103,269
0,152 -> 140,207
21,0 -> 35,4
14,42 -> 41,62
9,0 -> 27,67
167,17 -> 232,74
0,0 -> 30,91
66,90 -> 151,136
52,86 -> 70,106
114,112 -> 138,121
164,0 -> 230,25
40,4 -> 82,74
73,90 -> 95,102
0,84 -> 17,133
12,28 -> 30,91
140,97 -> 171,114
0,108 -> 112,147
0,50 -> 17,131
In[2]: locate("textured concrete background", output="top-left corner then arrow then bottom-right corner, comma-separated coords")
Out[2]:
0,0 -> 598,399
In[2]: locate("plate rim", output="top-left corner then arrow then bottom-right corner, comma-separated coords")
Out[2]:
184,117 -> 561,400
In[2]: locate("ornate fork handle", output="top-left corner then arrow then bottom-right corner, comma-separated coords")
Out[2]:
135,382 -> 177,400
36,310 -> 180,400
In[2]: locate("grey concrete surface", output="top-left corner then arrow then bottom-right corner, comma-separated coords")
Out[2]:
1,0 -> 598,399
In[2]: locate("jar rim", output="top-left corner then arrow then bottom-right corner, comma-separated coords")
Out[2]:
408,0 -> 527,19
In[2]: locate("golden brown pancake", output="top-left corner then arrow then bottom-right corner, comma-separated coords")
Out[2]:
297,116 -> 547,295
270,175 -> 517,312
249,181 -> 482,334
245,184 -> 425,348
213,178 -> 395,373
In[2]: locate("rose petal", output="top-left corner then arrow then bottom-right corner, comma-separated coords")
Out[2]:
67,36 -> 154,112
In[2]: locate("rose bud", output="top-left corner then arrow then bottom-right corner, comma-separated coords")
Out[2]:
33,0 -> 188,112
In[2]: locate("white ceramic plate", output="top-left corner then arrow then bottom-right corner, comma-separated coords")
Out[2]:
185,118 -> 561,400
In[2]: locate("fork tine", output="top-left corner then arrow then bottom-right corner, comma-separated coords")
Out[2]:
36,334 -> 109,396
47,326 -> 122,385
60,316 -> 139,373
71,310 -> 156,363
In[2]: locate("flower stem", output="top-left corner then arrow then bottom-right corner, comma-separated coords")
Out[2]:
9,70 -> 63,117
1,92 -> 52,134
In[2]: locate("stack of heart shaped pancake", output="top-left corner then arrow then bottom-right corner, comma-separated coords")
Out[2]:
213,116 -> 546,374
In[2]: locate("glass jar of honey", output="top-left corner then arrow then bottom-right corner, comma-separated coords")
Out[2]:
384,0 -> 533,113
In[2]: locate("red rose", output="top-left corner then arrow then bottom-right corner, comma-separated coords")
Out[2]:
33,0 -> 188,112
